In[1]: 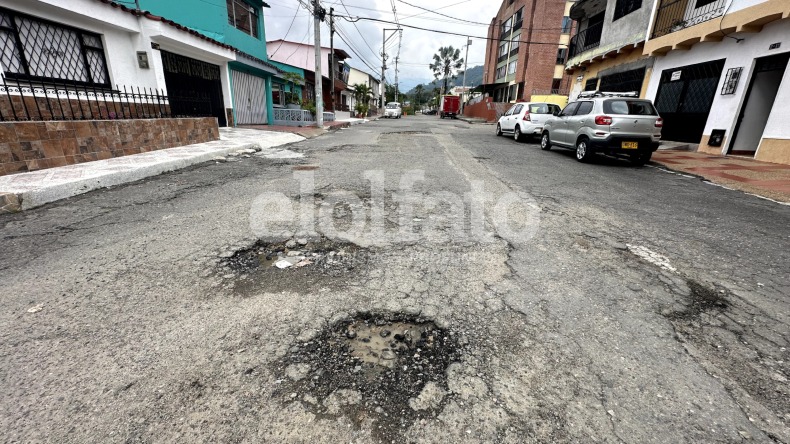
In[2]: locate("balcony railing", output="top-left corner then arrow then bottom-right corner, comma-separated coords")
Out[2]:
568,21 -> 604,58
272,108 -> 335,126
651,0 -> 727,38
497,53 -> 509,63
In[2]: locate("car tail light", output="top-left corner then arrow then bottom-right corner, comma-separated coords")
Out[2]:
594,115 -> 613,125
522,112 -> 531,121
655,117 -> 664,128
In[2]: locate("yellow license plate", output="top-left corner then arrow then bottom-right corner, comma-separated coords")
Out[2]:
621,141 -> 638,149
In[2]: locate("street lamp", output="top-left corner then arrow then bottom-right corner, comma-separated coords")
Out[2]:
460,38 -> 472,115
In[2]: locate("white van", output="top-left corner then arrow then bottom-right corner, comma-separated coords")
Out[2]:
384,102 -> 403,119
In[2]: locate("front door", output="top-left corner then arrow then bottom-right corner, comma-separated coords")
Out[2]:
231,70 -> 267,125
653,59 -> 725,143
729,53 -> 789,155
161,51 -> 226,126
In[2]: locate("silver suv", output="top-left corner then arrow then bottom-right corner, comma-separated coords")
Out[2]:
540,92 -> 663,166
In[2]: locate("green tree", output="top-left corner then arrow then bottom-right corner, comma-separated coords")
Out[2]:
384,84 -> 400,103
413,84 -> 424,109
429,46 -> 464,95
352,83 -> 373,116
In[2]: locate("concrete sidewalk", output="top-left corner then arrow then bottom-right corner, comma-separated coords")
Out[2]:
0,128 -> 304,212
652,150 -> 790,203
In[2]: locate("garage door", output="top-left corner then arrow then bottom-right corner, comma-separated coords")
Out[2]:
231,70 -> 267,124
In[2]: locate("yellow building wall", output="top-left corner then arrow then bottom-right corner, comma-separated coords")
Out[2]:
570,49 -> 653,98
531,94 -> 569,107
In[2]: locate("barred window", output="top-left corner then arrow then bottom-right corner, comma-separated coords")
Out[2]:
0,8 -> 109,87
227,0 -> 260,38
613,0 -> 642,20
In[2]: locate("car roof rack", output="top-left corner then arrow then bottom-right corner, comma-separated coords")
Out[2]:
576,90 -> 639,98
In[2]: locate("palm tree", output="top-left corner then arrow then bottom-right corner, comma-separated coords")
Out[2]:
352,83 -> 373,116
429,46 -> 464,95
413,84 -> 424,109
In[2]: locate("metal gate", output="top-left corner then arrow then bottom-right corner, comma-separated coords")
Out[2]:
599,67 -> 646,93
231,70 -> 267,124
653,59 -> 725,142
161,51 -> 226,126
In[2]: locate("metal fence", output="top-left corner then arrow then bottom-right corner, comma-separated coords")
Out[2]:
272,108 -> 336,126
568,21 -> 604,58
0,77 -> 171,121
651,0 -> 726,38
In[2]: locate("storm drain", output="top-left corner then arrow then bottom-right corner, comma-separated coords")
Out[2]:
274,313 -> 461,440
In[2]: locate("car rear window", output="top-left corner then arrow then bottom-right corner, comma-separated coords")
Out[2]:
604,100 -> 657,115
386,104 -> 400,109
528,103 -> 552,114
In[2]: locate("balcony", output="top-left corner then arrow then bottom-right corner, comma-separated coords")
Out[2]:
568,21 -> 603,58
651,0 -> 727,38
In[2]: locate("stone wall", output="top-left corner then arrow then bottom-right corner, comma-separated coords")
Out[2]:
0,118 -> 219,176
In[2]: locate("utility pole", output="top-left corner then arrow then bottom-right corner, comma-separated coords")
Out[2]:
394,56 -> 399,102
461,38 -> 471,115
313,0 -> 324,127
329,7 -> 335,113
380,28 -> 399,110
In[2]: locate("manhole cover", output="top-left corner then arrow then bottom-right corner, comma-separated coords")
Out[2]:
274,313 -> 461,440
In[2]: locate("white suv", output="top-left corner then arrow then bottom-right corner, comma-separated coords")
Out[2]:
496,102 -> 562,142
540,91 -> 663,165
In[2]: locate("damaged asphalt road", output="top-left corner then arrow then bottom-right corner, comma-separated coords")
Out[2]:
1,116 -> 789,443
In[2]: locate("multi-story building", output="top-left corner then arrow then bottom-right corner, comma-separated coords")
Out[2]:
643,0 -> 790,163
481,0 -> 573,103
267,39 -> 350,112
564,0 -> 659,99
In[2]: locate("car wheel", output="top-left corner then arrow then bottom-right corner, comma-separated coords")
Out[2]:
513,125 -> 523,142
496,124 -> 502,136
630,151 -> 652,166
540,132 -> 552,150
576,137 -> 593,162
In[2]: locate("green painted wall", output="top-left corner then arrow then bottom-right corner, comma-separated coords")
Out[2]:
138,0 -> 268,60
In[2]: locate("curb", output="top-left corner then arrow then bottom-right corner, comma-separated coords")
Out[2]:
0,140 -> 264,213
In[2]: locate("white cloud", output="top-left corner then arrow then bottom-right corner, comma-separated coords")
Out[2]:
264,0 -> 499,88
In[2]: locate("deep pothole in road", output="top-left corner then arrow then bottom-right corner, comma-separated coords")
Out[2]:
667,279 -> 729,320
274,313 -> 462,441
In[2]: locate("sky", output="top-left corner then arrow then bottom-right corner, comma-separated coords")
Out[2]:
264,0 -> 501,91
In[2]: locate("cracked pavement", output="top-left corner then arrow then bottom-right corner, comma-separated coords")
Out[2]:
1,116 -> 788,443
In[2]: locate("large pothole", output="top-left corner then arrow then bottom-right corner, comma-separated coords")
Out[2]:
274,313 -> 462,440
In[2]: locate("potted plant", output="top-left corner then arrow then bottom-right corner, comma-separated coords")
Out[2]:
282,72 -> 304,109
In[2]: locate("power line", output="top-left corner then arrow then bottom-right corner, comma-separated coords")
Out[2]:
395,0 -> 490,26
269,3 -> 302,57
339,15 -> 564,46
337,0 -> 381,62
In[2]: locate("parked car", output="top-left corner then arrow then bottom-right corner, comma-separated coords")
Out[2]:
540,91 -> 663,166
496,102 -> 562,142
424,109 -> 438,115
384,102 -> 403,118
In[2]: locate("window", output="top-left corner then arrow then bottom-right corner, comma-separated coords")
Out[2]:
502,17 -> 512,35
604,100 -> 658,115
551,78 -> 562,93
528,103 -> 550,114
585,78 -> 599,91
559,102 -> 579,116
599,67 -> 646,93
513,104 -> 524,114
272,82 -> 284,107
575,101 -> 594,115
613,0 -> 642,20
0,8 -> 109,87
499,42 -> 508,57
505,104 -> 516,116
694,0 -> 720,7
496,65 -> 507,79
227,0 -> 259,38
507,60 -> 517,75
510,35 -> 520,54
561,16 -> 572,33
513,7 -> 524,28
305,82 -> 315,101
556,48 -> 567,65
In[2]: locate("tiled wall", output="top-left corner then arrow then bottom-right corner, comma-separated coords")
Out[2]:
0,118 -> 219,176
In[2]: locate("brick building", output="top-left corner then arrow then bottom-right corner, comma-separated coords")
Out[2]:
481,0 -> 574,102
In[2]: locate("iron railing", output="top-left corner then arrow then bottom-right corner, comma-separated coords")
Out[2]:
568,21 -> 604,58
651,0 -> 727,38
272,108 -> 335,126
0,77 -> 170,121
